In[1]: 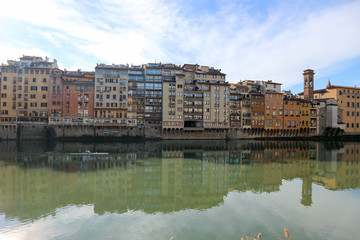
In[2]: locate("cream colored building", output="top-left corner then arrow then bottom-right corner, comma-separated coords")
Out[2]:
94,64 -> 128,125
182,64 -> 229,130
161,64 -> 184,130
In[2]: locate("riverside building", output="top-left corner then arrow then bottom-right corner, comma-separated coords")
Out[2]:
62,70 -> 95,118
299,69 -> 358,134
127,65 -> 145,126
264,91 -> 284,136
0,55 -> 356,139
161,64 -> 185,131
49,68 -> 63,117
182,64 -> 229,130
0,56 -> 58,123
94,64 -> 128,125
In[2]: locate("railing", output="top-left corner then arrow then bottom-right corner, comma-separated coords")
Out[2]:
48,117 -> 127,126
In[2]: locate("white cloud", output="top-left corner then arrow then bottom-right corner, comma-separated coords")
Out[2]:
0,0 -> 359,91
0,43 -> 51,64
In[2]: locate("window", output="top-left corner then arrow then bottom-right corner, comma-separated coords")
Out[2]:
76,86 -> 83,92
276,119 -> 281,127
30,86 -> 37,91
41,103 -> 47,107
33,78 -> 36,82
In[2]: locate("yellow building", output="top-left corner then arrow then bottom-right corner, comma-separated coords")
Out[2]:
299,99 -> 311,135
0,56 -> 58,123
299,69 -> 360,134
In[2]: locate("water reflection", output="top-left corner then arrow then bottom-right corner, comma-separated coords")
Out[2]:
0,140 -> 359,222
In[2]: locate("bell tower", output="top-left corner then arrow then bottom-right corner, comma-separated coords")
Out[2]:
303,69 -> 314,100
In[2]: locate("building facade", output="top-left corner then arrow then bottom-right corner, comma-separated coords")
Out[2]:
264,91 -> 284,136
62,70 -> 95,118
94,64 -> 128,125
299,69 -> 359,134
0,56 -> 58,123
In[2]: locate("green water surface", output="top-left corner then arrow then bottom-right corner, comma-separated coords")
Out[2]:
0,140 -> 359,239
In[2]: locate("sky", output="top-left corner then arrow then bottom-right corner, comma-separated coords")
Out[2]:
0,0 -> 360,94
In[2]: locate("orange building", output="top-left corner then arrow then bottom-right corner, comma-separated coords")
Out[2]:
62,70 -> 95,117
283,97 -> 300,135
250,92 -> 264,133
49,68 -> 63,117
264,91 -> 283,136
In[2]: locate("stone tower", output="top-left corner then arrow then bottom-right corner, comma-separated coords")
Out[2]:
303,69 -> 315,100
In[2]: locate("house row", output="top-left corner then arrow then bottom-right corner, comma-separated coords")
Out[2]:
0,56 -> 357,136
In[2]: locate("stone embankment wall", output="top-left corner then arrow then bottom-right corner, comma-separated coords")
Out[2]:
0,123 -> 262,140
0,124 -> 17,140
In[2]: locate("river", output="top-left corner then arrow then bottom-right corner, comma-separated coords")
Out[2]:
0,140 -> 359,239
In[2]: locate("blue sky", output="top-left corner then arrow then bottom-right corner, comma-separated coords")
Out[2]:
0,0 -> 360,93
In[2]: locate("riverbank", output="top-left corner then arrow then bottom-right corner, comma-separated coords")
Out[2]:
1,122 -> 357,141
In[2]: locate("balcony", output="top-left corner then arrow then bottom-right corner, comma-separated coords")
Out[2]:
184,112 -> 203,115
184,95 -> 203,99
184,103 -> 203,107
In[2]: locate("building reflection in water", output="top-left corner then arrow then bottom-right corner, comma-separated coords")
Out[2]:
0,140 -> 359,221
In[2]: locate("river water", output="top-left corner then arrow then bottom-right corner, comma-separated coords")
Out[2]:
0,140 -> 359,240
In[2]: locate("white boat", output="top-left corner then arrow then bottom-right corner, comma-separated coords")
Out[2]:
70,152 -> 109,155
